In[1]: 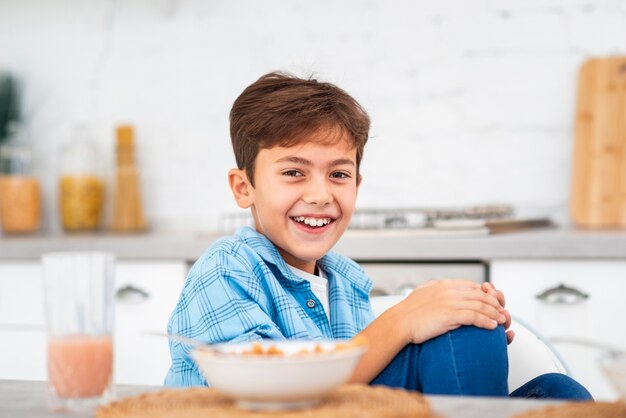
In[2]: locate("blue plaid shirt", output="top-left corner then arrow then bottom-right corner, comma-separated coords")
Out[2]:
165,226 -> 374,387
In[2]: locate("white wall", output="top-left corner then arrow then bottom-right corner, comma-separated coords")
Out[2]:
1,0 -> 625,233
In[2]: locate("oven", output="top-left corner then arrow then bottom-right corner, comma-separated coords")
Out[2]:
357,262 -> 487,297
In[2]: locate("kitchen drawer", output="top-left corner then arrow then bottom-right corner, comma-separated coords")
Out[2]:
359,262 -> 486,297
491,259 -> 626,400
0,261 -> 44,326
114,260 -> 187,385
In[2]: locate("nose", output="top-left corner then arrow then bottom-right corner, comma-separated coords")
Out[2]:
302,177 -> 333,206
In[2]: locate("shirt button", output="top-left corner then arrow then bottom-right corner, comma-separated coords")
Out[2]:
306,299 -> 316,308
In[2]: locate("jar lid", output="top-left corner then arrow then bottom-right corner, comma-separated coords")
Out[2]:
59,124 -> 102,175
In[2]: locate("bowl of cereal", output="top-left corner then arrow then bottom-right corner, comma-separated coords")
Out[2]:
191,338 -> 367,410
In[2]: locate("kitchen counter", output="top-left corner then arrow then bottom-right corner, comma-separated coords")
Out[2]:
1,227 -> 626,262
1,379 -> 565,418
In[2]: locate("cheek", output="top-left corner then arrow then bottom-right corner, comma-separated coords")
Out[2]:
270,184 -> 298,201
339,192 -> 358,214
258,189 -> 293,213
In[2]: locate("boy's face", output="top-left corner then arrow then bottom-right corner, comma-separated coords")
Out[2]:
229,129 -> 361,274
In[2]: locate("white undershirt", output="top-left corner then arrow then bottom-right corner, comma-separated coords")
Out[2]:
287,264 -> 330,322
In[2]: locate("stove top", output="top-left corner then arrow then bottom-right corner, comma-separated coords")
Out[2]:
219,205 -> 552,235
349,205 -> 514,230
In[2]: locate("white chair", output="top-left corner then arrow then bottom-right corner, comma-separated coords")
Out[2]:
370,295 -> 569,392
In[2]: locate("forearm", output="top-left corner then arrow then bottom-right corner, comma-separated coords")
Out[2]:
348,305 -> 410,384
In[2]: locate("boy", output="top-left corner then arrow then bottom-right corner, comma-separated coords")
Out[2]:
165,72 -> 590,399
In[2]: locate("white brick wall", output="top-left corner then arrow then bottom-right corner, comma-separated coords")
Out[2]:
1,0 -> 625,233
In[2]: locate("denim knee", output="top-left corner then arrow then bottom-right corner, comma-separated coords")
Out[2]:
509,373 -> 593,400
371,326 -> 510,396
445,325 -> 507,348
419,325 -> 509,396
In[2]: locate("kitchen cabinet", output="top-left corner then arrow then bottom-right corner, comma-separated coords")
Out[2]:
113,261 -> 188,384
491,260 -> 626,400
0,259 -> 187,385
0,261 -> 46,381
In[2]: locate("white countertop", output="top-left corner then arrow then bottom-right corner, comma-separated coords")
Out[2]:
1,227 -> 626,262
336,227 -> 626,261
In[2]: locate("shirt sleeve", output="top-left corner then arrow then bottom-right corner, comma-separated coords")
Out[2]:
164,249 -> 286,387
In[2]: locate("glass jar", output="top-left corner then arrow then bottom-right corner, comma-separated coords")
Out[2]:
58,124 -> 105,231
0,123 -> 41,233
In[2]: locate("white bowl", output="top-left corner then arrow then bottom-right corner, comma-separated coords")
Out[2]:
191,339 -> 366,410
600,352 -> 626,399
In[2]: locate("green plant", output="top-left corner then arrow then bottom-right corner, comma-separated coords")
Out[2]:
0,73 -> 20,144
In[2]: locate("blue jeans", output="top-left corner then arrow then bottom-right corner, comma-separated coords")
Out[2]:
370,325 -> 592,400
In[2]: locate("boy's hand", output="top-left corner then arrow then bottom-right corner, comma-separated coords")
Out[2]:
392,279 -> 508,345
481,282 -> 515,345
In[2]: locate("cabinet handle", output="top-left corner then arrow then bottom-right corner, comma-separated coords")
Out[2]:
116,285 -> 150,303
535,283 -> 589,305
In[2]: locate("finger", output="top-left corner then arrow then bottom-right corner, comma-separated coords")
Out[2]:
482,283 -> 507,308
455,310 -> 500,330
481,282 -> 494,292
496,289 -> 507,308
506,330 -> 515,345
481,282 -> 495,292
481,282 -> 500,300
502,309 -> 512,330
460,300 -> 507,324
463,288 -> 503,310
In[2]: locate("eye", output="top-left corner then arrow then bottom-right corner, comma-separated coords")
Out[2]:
282,170 -> 303,177
330,171 -> 351,179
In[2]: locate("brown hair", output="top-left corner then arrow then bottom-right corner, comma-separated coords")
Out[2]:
229,71 -> 370,186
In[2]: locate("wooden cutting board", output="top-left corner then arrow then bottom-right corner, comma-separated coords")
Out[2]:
571,56 -> 626,228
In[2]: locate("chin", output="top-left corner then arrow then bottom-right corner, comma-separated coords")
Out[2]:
293,247 -> 330,263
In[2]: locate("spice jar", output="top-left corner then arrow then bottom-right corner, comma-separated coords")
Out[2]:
58,124 -> 105,231
0,124 -> 41,233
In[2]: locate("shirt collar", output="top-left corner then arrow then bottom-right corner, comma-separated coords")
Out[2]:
236,226 -> 372,293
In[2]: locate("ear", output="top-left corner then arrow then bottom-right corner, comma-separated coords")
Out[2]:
228,168 -> 254,208
354,174 -> 362,199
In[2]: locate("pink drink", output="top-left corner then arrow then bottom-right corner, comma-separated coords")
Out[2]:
48,335 -> 113,398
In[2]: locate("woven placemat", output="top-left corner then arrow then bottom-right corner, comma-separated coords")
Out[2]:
96,384 -> 430,418
512,400 -> 626,418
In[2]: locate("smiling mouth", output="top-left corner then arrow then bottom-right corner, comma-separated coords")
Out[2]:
291,216 -> 335,228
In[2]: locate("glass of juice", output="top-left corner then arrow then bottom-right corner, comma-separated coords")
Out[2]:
41,252 -> 115,411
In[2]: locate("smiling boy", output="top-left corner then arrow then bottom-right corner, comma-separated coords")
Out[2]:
165,72 -> 591,399
230,130 -> 358,273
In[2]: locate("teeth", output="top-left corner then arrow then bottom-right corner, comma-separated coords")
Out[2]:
293,217 -> 331,227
